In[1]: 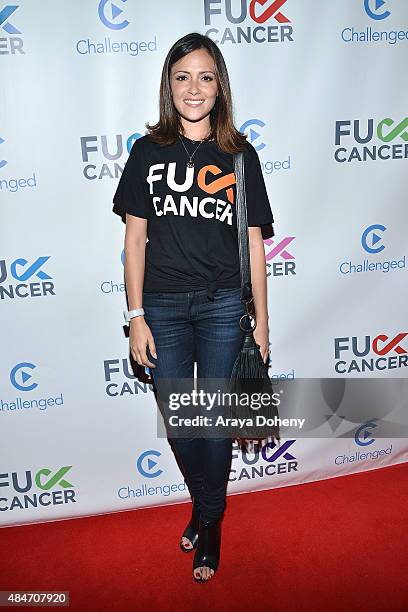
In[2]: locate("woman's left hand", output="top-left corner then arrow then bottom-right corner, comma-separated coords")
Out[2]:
253,320 -> 270,364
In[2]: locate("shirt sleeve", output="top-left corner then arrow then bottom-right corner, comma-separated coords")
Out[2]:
112,137 -> 150,219
243,143 -> 274,233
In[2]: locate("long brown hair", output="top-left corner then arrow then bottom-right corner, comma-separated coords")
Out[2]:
146,32 -> 248,154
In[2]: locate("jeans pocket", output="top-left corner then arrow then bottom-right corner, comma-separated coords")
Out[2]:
142,292 -> 178,322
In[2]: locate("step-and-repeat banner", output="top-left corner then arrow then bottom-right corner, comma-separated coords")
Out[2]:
1,1 -> 407,528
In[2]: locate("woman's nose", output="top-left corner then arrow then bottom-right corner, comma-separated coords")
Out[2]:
188,80 -> 200,95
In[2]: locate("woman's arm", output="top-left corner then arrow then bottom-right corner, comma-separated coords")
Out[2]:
124,214 -> 157,367
124,214 -> 147,310
249,226 -> 269,364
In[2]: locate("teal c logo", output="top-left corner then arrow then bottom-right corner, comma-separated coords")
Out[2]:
136,450 -> 163,478
240,119 -> 266,151
355,420 -> 377,446
98,0 -> 129,30
361,224 -> 386,254
364,0 -> 390,21
10,362 -> 37,392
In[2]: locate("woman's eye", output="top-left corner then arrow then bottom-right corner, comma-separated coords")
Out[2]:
174,75 -> 214,81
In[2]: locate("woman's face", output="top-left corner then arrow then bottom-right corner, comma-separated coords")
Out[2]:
170,48 -> 219,128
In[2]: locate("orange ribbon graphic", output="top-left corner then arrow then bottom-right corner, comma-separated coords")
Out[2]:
197,165 -> 236,204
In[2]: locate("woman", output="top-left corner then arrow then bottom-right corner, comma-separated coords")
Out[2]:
113,32 -> 274,583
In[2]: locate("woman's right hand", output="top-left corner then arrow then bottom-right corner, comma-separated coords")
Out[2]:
129,317 -> 157,368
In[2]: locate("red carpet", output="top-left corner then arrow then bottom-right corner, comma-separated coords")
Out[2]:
1,462 -> 407,611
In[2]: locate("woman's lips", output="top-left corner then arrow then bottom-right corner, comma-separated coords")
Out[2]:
183,99 -> 205,106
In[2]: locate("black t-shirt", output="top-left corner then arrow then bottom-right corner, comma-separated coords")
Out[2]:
112,134 -> 274,300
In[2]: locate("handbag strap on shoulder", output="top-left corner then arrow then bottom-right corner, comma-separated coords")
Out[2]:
234,151 -> 253,306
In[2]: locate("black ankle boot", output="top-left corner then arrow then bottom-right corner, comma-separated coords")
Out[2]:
192,517 -> 222,582
180,499 -> 201,553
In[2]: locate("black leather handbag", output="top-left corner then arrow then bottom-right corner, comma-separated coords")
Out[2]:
227,151 -> 281,451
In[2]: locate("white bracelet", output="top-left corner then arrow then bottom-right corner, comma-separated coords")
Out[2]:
123,308 -> 145,324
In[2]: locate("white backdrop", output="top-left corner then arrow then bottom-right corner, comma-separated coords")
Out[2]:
1,0 -> 407,528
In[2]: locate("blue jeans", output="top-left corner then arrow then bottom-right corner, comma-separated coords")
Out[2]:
143,287 -> 245,521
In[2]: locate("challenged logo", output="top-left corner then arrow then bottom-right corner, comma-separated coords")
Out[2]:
339,223 -> 405,275
2,362 -> 64,414
75,0 -> 157,57
361,224 -> 386,254
76,3 -> 156,56
10,362 -> 37,392
364,0 -> 390,21
341,2 -> 405,45
355,420 -> 377,446
117,450 -> 187,500
136,450 -> 163,478
99,248 -> 126,295
98,0 -> 129,30
240,119 -> 266,152
239,118 -> 291,173
0,136 -> 37,192
334,418 -> 393,466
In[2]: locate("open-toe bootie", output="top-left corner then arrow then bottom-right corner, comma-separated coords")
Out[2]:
180,500 -> 201,553
192,517 -> 222,582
